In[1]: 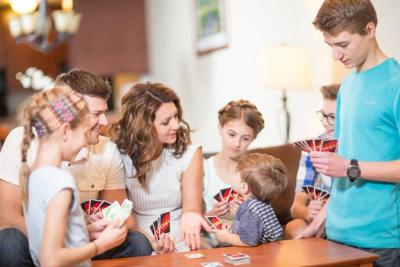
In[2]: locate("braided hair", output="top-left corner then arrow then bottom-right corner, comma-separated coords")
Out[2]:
19,86 -> 88,203
218,100 -> 265,137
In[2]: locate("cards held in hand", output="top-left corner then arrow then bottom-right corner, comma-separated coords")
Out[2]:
302,185 -> 330,201
150,211 -> 171,241
102,199 -> 133,228
81,199 -> 112,216
205,215 -> 223,230
149,211 -> 191,252
223,253 -> 251,265
294,138 -> 337,153
213,187 -> 244,203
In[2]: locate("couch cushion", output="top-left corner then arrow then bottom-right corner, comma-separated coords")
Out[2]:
249,144 -> 300,224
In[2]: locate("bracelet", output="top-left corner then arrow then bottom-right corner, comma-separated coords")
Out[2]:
92,241 -> 98,257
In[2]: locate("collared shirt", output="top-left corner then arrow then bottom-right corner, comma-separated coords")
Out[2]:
0,127 -> 125,203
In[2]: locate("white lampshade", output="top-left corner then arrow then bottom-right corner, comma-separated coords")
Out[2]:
260,45 -> 313,90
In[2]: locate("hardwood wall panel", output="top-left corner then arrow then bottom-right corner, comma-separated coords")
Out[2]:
68,0 -> 148,75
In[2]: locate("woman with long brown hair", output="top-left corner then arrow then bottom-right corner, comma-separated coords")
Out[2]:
111,82 -> 209,252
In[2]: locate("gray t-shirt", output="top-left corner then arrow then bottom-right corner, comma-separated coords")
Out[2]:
24,166 -> 90,267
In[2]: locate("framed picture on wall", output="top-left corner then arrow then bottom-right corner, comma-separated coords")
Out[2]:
196,0 -> 228,55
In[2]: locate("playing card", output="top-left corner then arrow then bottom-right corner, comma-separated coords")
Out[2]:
102,201 -> 121,221
223,253 -> 250,261
80,200 -> 90,215
205,216 -> 223,230
184,253 -> 206,259
220,188 -> 232,202
228,189 -> 243,202
319,190 -> 331,200
200,261 -> 224,267
159,211 -> 171,234
313,187 -> 323,200
89,199 -> 103,215
150,221 -> 160,241
96,200 -> 112,212
294,141 -> 311,153
213,191 -> 225,202
175,240 -> 191,252
320,139 -> 337,152
313,139 -> 323,152
295,138 -> 337,154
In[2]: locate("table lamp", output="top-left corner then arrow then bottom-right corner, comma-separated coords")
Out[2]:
260,44 -> 313,143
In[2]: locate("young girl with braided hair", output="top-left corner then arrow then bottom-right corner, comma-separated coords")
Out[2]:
203,100 -> 265,219
20,87 -> 127,267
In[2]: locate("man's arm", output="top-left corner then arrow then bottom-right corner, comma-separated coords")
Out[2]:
310,151 -> 400,183
0,180 -> 26,234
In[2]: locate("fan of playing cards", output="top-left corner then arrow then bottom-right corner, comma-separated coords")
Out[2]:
82,199 -> 133,228
81,199 -> 112,216
205,215 -> 223,230
294,138 -> 338,153
150,211 -> 171,241
214,187 -> 244,203
302,185 -> 330,201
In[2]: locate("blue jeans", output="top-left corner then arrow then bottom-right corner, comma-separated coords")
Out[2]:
0,228 -> 153,265
0,228 -> 34,267
93,230 -> 153,259
361,247 -> 400,267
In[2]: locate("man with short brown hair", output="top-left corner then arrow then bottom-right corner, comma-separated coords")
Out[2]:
307,1 -> 400,266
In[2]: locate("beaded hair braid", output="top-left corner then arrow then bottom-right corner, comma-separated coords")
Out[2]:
32,91 -> 86,137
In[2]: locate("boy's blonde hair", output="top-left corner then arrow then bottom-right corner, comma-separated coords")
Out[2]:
237,153 -> 287,203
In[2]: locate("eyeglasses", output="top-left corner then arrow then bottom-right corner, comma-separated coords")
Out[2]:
316,110 -> 335,126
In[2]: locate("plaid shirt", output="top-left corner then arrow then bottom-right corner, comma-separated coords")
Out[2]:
295,151 -> 332,192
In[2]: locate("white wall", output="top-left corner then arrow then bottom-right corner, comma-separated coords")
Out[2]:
145,0 -> 400,153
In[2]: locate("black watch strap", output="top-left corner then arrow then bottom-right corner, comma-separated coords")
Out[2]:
348,159 -> 360,182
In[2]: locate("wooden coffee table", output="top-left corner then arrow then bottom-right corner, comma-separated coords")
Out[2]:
93,237 -> 378,267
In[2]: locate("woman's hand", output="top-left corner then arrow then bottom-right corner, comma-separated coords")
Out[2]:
179,211 -> 211,250
152,233 -> 175,254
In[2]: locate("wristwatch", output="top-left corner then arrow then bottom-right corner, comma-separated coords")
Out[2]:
347,159 -> 361,182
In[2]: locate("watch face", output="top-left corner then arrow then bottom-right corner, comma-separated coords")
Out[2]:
347,166 -> 361,179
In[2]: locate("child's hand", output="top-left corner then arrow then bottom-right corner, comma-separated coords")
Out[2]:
153,233 -> 175,254
87,219 -> 108,240
229,198 -> 243,216
88,212 -> 104,224
307,199 -> 324,222
212,223 -> 231,243
94,219 -> 127,255
212,201 -> 230,217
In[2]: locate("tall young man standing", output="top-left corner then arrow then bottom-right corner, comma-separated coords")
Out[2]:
309,1 -> 399,266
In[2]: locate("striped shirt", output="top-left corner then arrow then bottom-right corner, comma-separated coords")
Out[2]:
233,197 -> 283,246
122,144 -> 200,240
